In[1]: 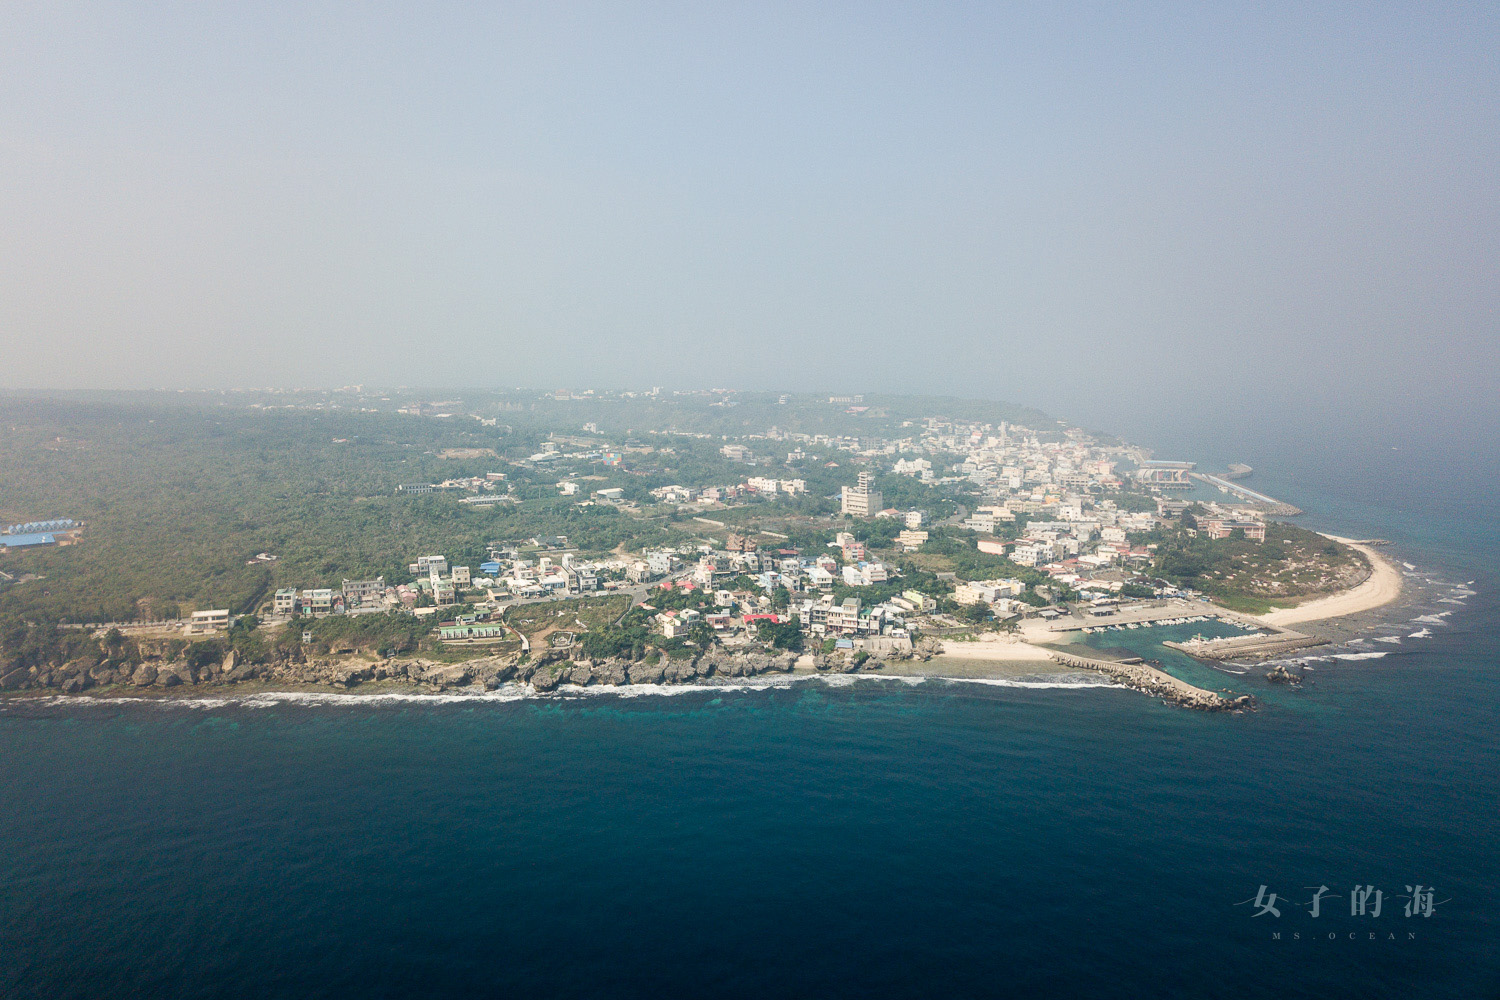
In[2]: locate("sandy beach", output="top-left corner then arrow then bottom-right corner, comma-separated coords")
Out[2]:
935,635 -> 1059,663
1257,536 -> 1402,627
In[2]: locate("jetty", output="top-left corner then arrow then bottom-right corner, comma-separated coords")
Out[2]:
1163,628 -> 1326,661
1190,472 -> 1302,516
1047,650 -> 1250,712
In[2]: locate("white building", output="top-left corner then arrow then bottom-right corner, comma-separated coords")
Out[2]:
841,471 -> 883,518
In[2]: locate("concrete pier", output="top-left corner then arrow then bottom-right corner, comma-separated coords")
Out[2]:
1164,629 -> 1327,661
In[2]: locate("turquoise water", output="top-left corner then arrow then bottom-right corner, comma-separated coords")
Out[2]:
1071,617 -> 1259,693
1,445 -> 1497,998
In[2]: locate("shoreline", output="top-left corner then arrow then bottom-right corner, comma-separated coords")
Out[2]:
1,538 -> 1407,713
1256,536 -> 1402,627
0,667 -> 1119,708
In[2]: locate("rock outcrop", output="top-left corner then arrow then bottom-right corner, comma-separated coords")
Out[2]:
0,642 -> 877,700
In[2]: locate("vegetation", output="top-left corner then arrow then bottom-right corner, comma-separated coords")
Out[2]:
1147,521 -> 1370,613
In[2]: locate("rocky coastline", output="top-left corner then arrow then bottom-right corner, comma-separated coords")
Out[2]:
0,637 -> 948,698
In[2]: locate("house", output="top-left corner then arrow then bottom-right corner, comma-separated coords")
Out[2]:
898,530 -> 928,551
1201,519 -> 1267,542
273,589 -> 297,615
341,577 -> 386,608
439,622 -> 508,640
302,588 -> 337,615
806,566 -> 835,590
409,555 -> 448,576
184,609 -> 230,635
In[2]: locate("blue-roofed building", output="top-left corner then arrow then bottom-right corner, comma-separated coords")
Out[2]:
0,533 -> 56,549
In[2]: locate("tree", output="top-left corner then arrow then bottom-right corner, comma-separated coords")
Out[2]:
756,615 -> 804,652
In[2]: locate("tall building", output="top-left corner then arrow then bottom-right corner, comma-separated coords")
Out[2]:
841,471 -> 883,518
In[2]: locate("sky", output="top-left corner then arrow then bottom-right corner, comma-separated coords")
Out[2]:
1,3 -> 1496,440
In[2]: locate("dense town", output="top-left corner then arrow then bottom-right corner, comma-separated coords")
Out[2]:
126,390 -> 1299,659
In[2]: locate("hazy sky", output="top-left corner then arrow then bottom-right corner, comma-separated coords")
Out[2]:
2,3 -> 1496,435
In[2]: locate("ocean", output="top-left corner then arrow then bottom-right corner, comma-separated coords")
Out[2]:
2,440 -> 1497,999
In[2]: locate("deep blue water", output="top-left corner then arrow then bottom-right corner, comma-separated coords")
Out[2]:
2,443 -> 1498,998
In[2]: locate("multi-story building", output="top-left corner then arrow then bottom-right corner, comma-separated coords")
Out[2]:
841,471 -> 883,518
341,577 -> 386,608
409,555 -> 448,576
301,588 -> 337,615
1200,519 -> 1267,542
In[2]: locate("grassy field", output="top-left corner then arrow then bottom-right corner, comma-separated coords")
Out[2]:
502,595 -> 633,642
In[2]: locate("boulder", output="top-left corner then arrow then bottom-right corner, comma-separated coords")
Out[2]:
627,661 -> 666,685
530,667 -> 562,692
566,663 -> 595,686
221,650 -> 237,675
1,668 -> 30,690
330,663 -> 375,689
596,661 -> 629,686
131,664 -> 158,687
662,659 -> 701,683
421,664 -> 472,690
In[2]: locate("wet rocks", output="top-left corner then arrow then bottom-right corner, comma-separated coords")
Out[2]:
1266,664 -> 1302,685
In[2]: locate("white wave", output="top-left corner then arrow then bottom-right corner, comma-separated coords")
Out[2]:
0,670 -> 1124,710
1411,615 -> 1450,624
933,675 -> 1117,690
1371,636 -> 1403,644
1402,562 -> 1417,570
1452,588 -> 1477,597
0,688 -> 536,710
1407,628 -> 1432,639
1333,651 -> 1389,661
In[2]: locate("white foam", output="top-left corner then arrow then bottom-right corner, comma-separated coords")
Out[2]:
1333,651 -> 1389,661
1412,615 -> 1449,625
1371,636 -> 1403,644
1408,628 -> 1432,638
0,670 -> 1126,710
932,675 -> 1117,690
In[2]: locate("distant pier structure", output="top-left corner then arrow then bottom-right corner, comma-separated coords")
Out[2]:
1191,473 -> 1302,516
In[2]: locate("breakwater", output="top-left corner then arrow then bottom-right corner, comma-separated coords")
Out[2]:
1164,630 -> 1327,661
1190,472 -> 1302,515
1046,651 -> 1250,711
